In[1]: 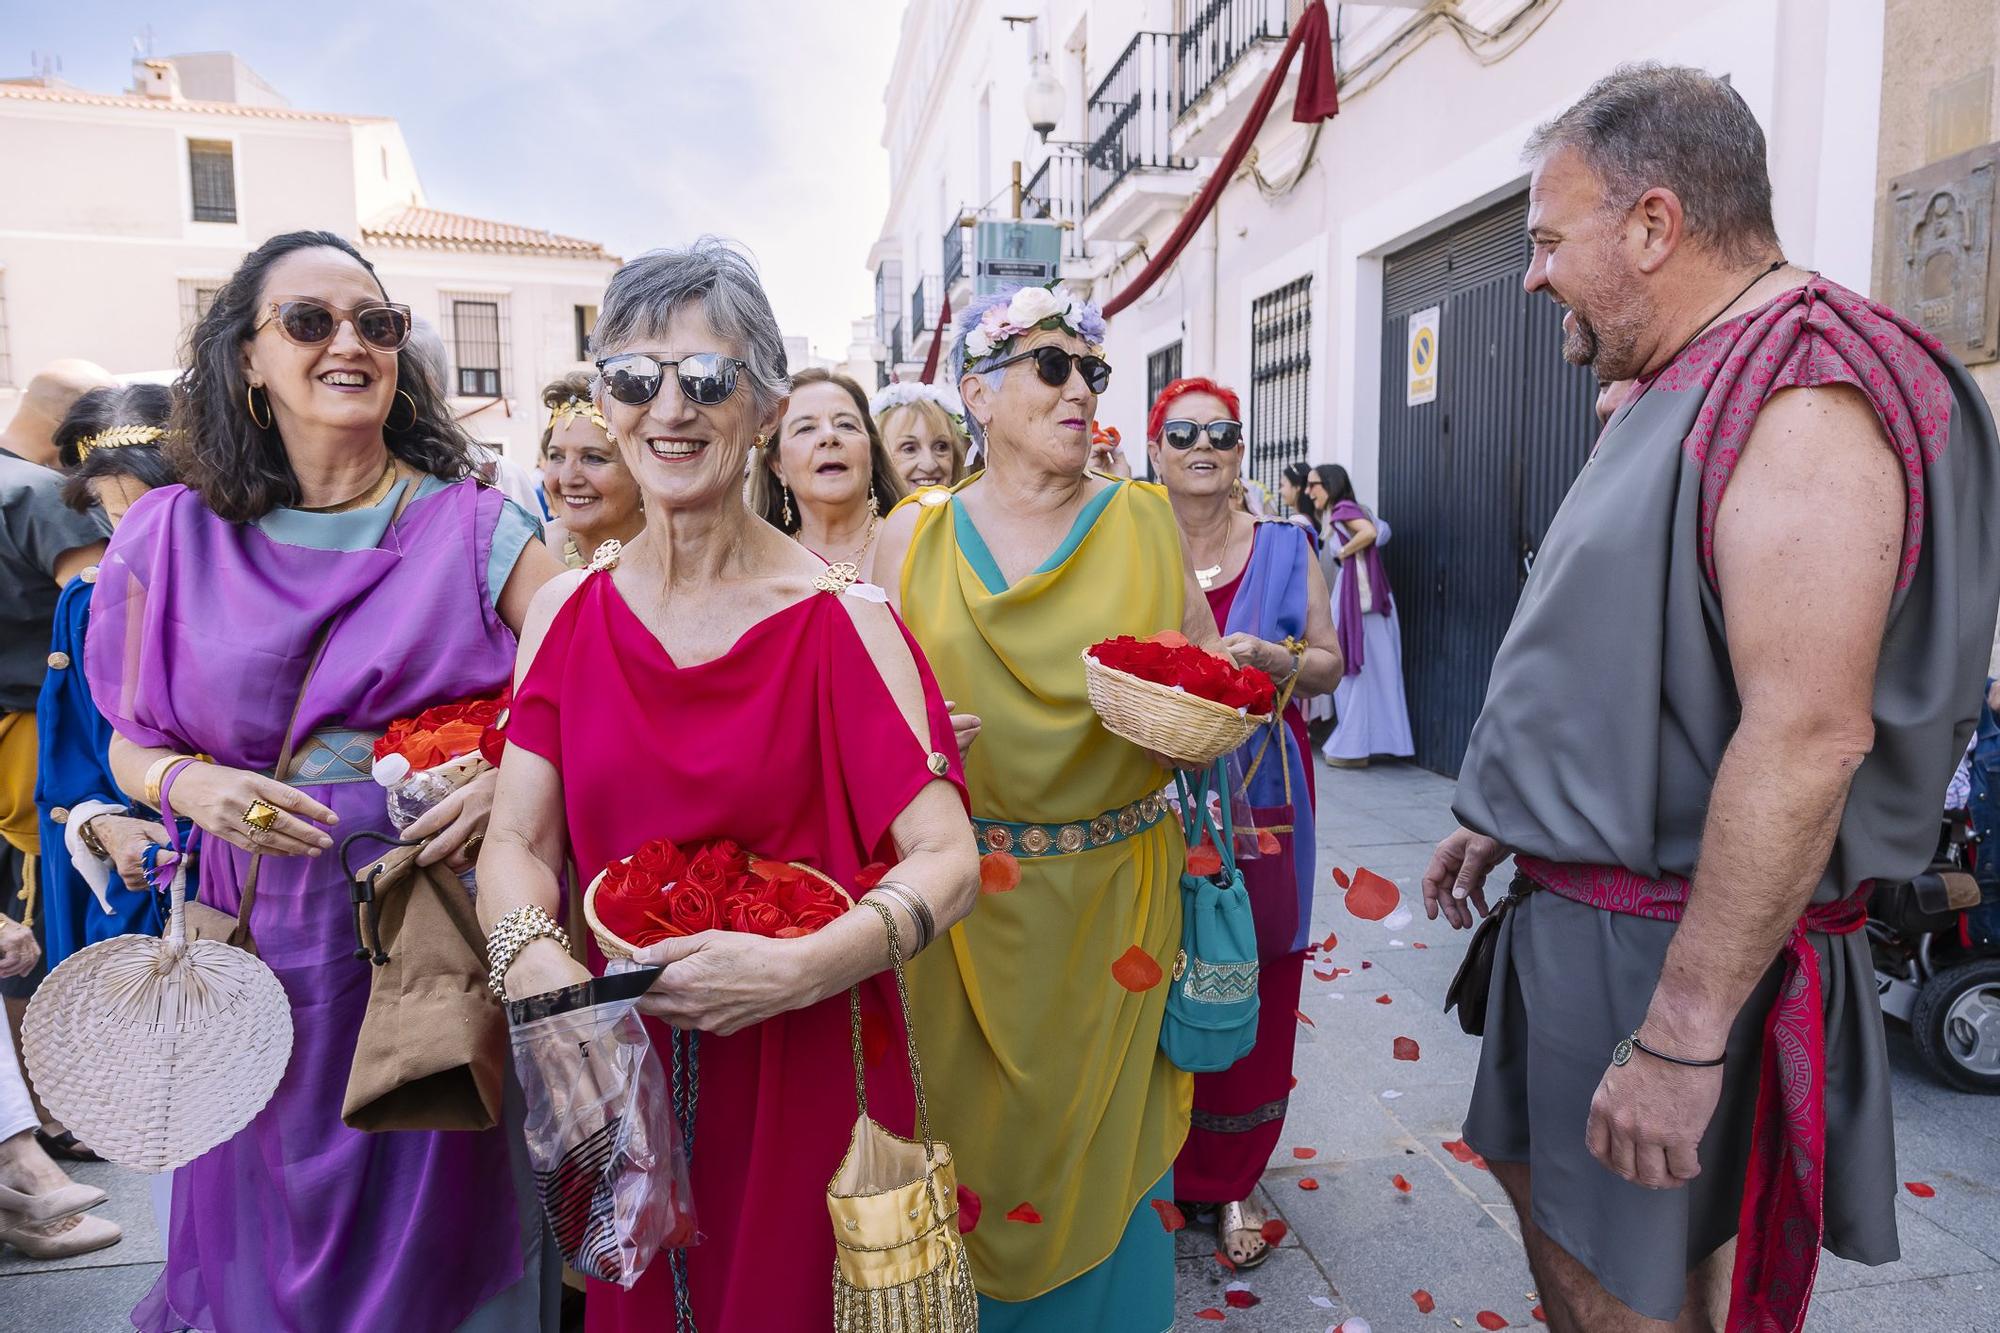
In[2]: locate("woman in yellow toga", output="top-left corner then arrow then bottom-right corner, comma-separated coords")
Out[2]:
874,283 -> 1222,1332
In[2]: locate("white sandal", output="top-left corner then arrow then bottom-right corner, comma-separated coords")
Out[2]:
1219,1199 -> 1272,1269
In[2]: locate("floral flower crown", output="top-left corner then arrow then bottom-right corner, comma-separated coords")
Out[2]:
961,282 -> 1107,372
869,380 -> 967,427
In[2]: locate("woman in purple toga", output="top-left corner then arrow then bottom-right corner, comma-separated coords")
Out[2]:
1307,465 -> 1413,768
87,230 -> 564,1332
1149,377 -> 1343,1268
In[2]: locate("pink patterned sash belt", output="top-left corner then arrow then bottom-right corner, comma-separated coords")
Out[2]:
1516,857 -> 1869,1333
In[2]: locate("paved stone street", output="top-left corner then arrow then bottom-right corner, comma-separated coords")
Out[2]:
4,762 -> 1996,1331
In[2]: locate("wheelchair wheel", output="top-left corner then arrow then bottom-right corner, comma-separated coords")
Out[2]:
1911,956 -> 2000,1093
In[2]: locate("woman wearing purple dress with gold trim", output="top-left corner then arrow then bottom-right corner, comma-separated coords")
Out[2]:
88,230 -> 564,1332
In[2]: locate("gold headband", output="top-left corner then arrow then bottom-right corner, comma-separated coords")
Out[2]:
548,397 -> 613,440
75,425 -> 169,460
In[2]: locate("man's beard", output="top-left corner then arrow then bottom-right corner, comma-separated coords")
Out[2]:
1559,297 -> 1645,381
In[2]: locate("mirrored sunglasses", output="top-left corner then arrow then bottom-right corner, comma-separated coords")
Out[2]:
1160,418 -> 1244,451
594,352 -> 747,407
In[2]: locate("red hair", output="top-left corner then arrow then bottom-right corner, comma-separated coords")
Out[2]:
1146,376 -> 1242,443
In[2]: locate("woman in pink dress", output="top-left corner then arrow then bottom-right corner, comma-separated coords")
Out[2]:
477,239 -> 981,1333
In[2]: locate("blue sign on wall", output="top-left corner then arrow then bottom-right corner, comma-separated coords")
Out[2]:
975,220 -> 1062,294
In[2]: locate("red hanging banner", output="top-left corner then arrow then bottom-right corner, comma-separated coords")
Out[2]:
920,289 -> 955,384
1102,0 -> 1339,321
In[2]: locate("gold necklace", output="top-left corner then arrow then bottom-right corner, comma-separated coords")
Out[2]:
813,513 -> 880,568
297,456 -> 397,513
1188,516 -> 1234,590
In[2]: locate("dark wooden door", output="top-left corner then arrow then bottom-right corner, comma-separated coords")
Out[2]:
1377,194 -> 1600,775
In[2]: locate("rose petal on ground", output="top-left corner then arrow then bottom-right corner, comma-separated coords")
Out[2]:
1344,867 -> 1401,920
1383,906 -> 1413,930
1225,1289 -> 1261,1309
1261,1219 -> 1288,1244
956,1184 -> 981,1233
1412,941 -> 1429,949
1296,1009 -> 1316,1028
1904,1181 -> 1937,1198
1291,1075 -> 1299,1088
1194,1309 -> 1226,1322
1213,1248 -> 1236,1272
1313,965 -> 1341,981
979,852 -> 1021,893
1380,1089 -> 1403,1099
1392,1174 -> 1412,1193
1150,1199 -> 1186,1232
1375,994 -> 1393,1005
1322,929 -> 1339,952
1339,1319 -> 1373,1333
1005,1202 -> 1042,1224
1331,867 -> 1352,890
1442,1138 -> 1479,1164
1311,1295 -> 1336,1309
1112,945 -> 1164,991
1292,1146 -> 1318,1159
1412,1290 -> 1437,1313
1298,1177 -> 1320,1190
1531,1307 -> 1547,1324
1476,1313 -> 1509,1330
1188,842 -> 1224,876
1393,1036 -> 1421,1061
1361,960 -> 1374,970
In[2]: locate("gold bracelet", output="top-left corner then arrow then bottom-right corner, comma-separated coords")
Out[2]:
142,753 -> 208,809
485,904 -> 570,1001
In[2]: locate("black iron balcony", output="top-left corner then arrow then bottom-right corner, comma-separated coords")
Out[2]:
911,278 -> 928,335
1022,145 -> 1090,260
943,219 -> 966,290
890,318 -> 904,368
1086,32 -> 1189,213
1177,0 -> 1292,117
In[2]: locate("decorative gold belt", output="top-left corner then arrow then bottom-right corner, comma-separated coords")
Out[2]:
973,794 -> 1169,859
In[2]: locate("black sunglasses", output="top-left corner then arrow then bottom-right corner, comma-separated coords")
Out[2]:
257,298 -> 412,352
1160,418 -> 1244,451
594,351 -> 748,407
988,346 -> 1112,394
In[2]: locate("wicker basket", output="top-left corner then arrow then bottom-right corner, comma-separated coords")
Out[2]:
1082,650 -> 1268,767
21,850 -> 293,1173
584,857 -> 853,960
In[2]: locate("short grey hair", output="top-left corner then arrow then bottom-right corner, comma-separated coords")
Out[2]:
590,237 -> 790,415
1525,63 -> 1779,265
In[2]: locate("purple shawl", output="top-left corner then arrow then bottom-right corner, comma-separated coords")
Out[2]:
1329,499 -> 1392,677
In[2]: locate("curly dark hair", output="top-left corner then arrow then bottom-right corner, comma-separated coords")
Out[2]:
56,384 -> 180,512
171,230 -> 475,522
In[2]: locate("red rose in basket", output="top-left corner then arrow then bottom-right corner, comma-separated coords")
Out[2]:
1087,634 -> 1276,714
371,687 -> 512,844
585,836 -> 856,958
1082,632 -> 1276,767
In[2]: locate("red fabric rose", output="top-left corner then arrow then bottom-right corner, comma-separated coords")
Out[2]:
665,884 -> 720,934
729,900 -> 790,937
682,848 -> 729,896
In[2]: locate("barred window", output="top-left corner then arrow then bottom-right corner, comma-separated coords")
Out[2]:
188,140 -> 237,224
441,293 -> 511,397
574,304 -> 598,363
178,279 -> 223,338
1144,341 -> 1183,481
1248,275 -> 1311,497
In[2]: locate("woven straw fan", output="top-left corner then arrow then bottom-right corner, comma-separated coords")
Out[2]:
23,845 -> 293,1173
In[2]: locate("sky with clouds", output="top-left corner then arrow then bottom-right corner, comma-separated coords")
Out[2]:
1,0 -> 901,357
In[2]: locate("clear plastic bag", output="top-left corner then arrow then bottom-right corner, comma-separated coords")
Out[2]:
506,966 -> 697,1289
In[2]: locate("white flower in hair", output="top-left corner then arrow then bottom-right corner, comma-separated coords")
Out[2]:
966,326 -> 996,359
1008,286 -> 1063,327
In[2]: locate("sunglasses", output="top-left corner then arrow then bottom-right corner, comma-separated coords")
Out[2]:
595,352 -> 747,407
1160,418 -> 1244,451
988,346 -> 1112,394
257,298 -> 413,352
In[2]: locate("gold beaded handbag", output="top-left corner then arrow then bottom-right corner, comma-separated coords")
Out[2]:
828,898 -> 979,1332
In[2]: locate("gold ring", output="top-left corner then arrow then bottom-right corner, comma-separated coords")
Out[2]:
463,833 -> 485,861
241,799 -> 281,833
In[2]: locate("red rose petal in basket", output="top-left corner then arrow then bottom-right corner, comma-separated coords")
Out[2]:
1193,1310 -> 1225,1323
1393,1037 -> 1421,1061
1904,1181 -> 1937,1198
1297,1177 -> 1319,1190
955,1183 -> 981,1233
1292,1146 -> 1317,1160
1005,1202 -> 1042,1224
1224,1288 -> 1260,1309
1476,1313 -> 1509,1330
979,852 -> 1021,893
1391,1174 -> 1412,1193
1150,1199 -> 1186,1232
1187,842 -> 1224,876
1148,630 -> 1191,648
1412,1290 -> 1436,1314
1260,1219 -> 1288,1244
1344,867 -> 1401,921
1112,946 -> 1164,992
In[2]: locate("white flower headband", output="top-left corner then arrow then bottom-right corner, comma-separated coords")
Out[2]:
869,381 -> 965,419
961,282 -> 1107,372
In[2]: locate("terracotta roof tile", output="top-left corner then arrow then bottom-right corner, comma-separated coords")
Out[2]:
0,81 -> 387,124
363,206 -> 613,260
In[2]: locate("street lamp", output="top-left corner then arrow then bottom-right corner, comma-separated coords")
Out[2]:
1024,52 -> 1063,140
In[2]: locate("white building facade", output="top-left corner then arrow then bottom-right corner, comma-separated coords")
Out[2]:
0,52 -> 619,463
869,0 -> 1886,772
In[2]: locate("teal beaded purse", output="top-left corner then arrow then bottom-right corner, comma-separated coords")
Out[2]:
1159,763 -> 1260,1072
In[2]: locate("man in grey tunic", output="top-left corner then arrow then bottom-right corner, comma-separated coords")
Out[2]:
1425,65 -> 2000,1332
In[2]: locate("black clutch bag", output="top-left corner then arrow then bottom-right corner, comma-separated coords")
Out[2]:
1442,877 -> 1533,1037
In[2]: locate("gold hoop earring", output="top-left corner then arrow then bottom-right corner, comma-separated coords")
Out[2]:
781,482 -> 794,530
386,389 -> 419,433
245,384 -> 274,431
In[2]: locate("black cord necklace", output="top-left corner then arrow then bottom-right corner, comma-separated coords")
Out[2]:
1602,259 -> 1786,439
